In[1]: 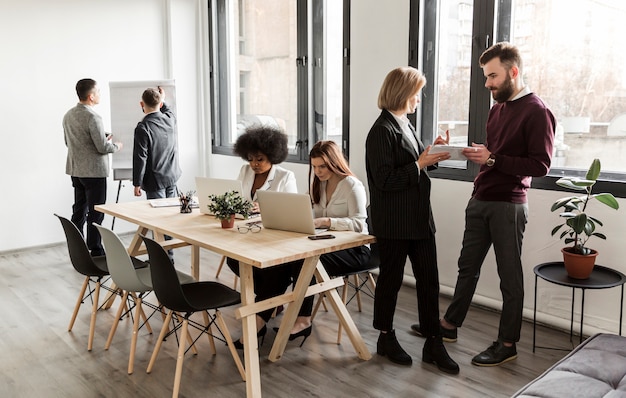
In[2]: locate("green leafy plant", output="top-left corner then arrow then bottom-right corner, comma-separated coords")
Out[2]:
207,190 -> 253,220
550,159 -> 620,255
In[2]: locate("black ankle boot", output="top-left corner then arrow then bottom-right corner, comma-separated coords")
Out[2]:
233,325 -> 267,350
376,330 -> 412,365
423,335 -> 459,374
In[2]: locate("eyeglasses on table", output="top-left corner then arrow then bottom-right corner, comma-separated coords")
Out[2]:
237,221 -> 262,234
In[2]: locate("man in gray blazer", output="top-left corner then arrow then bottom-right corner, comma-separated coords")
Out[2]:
63,78 -> 123,256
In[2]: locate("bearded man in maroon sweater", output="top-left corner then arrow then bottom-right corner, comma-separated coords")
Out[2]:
412,42 -> 555,367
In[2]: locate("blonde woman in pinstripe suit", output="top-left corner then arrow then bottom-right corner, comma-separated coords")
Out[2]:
365,67 -> 459,374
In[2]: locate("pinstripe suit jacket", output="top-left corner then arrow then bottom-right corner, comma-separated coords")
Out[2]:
365,109 -> 435,240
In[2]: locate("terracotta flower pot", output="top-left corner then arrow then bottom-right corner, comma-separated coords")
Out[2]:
561,247 -> 598,279
220,214 -> 236,229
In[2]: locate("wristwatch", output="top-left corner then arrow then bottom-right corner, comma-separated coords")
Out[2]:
486,153 -> 496,167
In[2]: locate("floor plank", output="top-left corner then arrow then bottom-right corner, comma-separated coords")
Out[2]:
0,238 -> 573,397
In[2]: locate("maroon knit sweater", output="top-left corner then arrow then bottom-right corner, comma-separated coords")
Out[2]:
473,93 -> 556,204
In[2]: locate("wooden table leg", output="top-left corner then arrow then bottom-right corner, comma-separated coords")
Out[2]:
239,262 -> 262,398
127,226 -> 149,256
190,245 -> 200,280
269,256 -> 320,362
314,264 -> 372,360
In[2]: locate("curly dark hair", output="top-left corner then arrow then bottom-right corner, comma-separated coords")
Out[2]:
233,125 -> 289,164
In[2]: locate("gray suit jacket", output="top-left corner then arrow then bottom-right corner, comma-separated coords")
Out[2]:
365,109 -> 435,240
63,103 -> 118,178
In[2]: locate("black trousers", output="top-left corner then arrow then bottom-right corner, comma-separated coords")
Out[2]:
373,236 -> 440,337
71,176 -> 107,256
227,245 -> 371,323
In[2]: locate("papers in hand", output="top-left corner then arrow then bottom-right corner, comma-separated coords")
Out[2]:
429,145 -> 469,161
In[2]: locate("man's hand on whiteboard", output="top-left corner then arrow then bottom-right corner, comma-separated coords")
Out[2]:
134,186 -> 142,197
158,86 -> 165,101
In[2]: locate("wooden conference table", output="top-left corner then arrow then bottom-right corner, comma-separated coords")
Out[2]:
95,200 -> 375,398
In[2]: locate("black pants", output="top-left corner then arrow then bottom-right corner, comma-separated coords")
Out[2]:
373,236 -> 440,337
71,176 -> 107,256
227,245 -> 372,323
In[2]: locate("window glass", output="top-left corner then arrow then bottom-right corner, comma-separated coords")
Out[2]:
435,0 -> 474,167
320,0 -> 344,149
510,0 -> 626,174
232,0 -> 298,153
211,0 -> 347,161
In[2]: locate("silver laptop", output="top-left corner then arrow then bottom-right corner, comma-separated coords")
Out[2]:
195,177 -> 248,219
256,190 -> 327,235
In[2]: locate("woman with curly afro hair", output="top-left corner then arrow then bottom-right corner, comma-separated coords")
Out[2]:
227,124 -> 299,348
233,124 -> 297,211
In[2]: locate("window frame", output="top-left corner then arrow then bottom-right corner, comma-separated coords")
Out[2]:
208,0 -> 351,163
410,0 -> 626,198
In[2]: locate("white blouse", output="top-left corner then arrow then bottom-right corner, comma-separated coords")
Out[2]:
312,175 -> 368,234
237,164 -> 298,202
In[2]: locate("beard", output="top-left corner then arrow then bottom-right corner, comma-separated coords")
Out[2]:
490,76 -> 515,103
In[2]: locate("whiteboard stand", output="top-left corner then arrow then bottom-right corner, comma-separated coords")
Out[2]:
112,168 -> 132,230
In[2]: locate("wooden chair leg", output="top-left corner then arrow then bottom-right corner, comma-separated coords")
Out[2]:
311,292 -> 325,321
128,294 -> 143,375
354,274 -> 363,312
87,280 -> 101,351
69,277 -> 89,332
202,311 -> 217,355
103,282 -> 119,309
137,302 -> 153,334
147,310 -> 173,373
172,319 -> 189,398
216,310 -> 246,381
105,290 -> 128,350
214,255 -> 226,278
368,272 -> 377,290
177,312 -> 198,356
337,277 -> 350,344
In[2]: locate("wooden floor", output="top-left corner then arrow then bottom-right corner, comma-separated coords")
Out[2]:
0,237 -> 576,398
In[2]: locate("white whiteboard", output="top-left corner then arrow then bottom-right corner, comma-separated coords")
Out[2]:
109,80 -> 177,179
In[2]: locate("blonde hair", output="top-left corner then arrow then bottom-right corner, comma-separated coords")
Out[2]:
377,67 -> 426,112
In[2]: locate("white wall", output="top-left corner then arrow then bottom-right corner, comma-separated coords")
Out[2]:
0,0 -> 203,246
2,0 -> 624,336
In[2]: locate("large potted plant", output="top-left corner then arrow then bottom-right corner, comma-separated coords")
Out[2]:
207,190 -> 253,228
550,158 -> 620,279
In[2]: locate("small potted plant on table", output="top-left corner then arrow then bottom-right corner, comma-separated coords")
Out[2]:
207,190 -> 253,228
550,158 -> 620,279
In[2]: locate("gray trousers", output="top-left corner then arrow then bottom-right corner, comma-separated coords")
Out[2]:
444,197 -> 528,343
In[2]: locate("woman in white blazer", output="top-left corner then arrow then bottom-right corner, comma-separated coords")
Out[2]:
226,125 -> 299,348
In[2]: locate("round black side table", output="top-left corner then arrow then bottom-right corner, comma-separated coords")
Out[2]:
533,261 -> 626,352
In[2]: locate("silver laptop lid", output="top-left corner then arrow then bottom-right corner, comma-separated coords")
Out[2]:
195,177 -> 245,217
257,190 -> 326,235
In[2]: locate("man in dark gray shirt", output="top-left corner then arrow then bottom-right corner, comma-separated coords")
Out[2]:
133,86 -> 181,261
132,86 -> 181,199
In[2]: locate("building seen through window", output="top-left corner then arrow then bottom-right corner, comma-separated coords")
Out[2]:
210,0 -> 346,161
424,0 -> 626,186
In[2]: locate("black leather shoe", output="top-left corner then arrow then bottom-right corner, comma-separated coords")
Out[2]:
471,341 -> 517,366
423,336 -> 459,374
376,330 -> 412,365
410,323 -> 457,342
